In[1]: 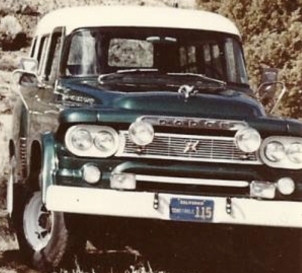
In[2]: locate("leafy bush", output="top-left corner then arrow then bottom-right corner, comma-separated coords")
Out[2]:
197,0 -> 302,118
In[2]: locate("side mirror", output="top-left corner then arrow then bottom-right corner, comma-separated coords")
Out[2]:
261,68 -> 279,83
19,57 -> 38,73
256,68 -> 287,114
12,69 -> 44,88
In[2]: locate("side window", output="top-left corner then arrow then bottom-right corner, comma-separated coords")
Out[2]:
211,45 -> 223,72
45,31 -> 63,82
179,43 -> 223,79
202,43 -> 224,80
224,38 -> 248,84
37,35 -> 50,75
29,37 -> 37,58
67,31 -> 97,75
179,46 -> 197,73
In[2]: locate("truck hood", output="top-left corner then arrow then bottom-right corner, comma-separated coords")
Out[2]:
58,78 -> 302,136
112,91 -> 265,118
58,78 -> 265,119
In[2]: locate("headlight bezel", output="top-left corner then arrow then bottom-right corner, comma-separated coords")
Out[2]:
65,125 -> 119,157
260,136 -> 302,169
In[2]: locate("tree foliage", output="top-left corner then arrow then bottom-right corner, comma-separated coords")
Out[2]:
197,0 -> 302,118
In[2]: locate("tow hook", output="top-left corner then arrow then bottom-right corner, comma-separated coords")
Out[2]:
226,197 -> 232,215
153,192 -> 159,209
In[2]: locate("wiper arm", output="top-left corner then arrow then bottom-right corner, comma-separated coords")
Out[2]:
98,70 -> 227,94
167,72 -> 226,89
98,69 -> 159,84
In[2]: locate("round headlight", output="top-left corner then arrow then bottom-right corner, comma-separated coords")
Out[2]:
287,142 -> 302,164
129,121 -> 154,146
94,129 -> 118,156
234,127 -> 261,153
70,129 -> 92,151
264,141 -> 285,162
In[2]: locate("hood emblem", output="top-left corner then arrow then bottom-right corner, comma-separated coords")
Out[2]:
183,140 -> 199,153
178,85 -> 195,99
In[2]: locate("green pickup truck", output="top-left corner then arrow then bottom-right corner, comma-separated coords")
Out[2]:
7,5 -> 301,271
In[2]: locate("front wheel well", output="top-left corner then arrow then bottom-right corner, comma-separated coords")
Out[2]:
9,140 -> 15,159
27,141 -> 42,191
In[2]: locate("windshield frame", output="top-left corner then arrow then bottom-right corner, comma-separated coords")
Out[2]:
60,26 -> 249,87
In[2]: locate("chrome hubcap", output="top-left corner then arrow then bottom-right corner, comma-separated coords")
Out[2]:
23,192 -> 53,251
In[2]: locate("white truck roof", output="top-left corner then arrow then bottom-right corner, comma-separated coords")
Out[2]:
35,5 -> 241,37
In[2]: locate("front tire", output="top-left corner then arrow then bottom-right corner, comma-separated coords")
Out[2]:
12,190 -> 86,271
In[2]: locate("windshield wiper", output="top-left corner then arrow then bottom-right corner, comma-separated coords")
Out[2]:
98,70 -> 226,93
98,69 -> 159,84
167,72 -> 226,89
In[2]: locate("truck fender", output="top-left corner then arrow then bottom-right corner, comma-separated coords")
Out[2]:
6,156 -> 16,217
41,132 -> 57,203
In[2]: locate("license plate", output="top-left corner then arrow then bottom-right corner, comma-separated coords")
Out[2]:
170,198 -> 214,222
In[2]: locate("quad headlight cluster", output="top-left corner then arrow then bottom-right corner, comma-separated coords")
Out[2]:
235,127 -> 302,169
65,121 -> 155,157
260,136 -> 302,169
65,125 -> 119,157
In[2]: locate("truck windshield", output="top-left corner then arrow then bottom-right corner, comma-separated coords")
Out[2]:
64,27 -> 249,86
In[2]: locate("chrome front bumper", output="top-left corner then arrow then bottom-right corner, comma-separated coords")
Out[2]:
46,185 -> 302,228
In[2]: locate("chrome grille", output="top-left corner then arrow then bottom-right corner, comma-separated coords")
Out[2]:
117,132 -> 261,165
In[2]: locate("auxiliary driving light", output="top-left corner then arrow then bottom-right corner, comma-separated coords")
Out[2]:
235,127 -> 261,153
110,173 -> 136,190
129,121 -> 154,146
276,177 -> 295,195
250,181 -> 276,199
82,164 -> 101,184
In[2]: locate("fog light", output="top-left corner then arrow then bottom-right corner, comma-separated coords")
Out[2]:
110,173 -> 136,190
250,181 -> 276,199
277,177 -> 295,195
82,164 -> 101,184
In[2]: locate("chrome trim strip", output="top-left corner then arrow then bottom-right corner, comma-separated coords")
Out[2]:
135,175 -> 249,187
19,137 -> 27,177
118,153 -> 261,165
